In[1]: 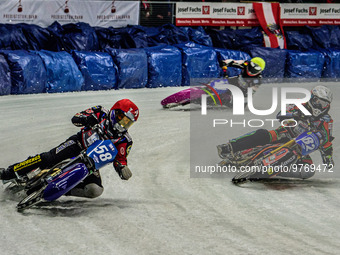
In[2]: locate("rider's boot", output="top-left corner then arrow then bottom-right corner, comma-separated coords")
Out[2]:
217,143 -> 233,159
0,155 -> 43,181
0,166 -> 17,181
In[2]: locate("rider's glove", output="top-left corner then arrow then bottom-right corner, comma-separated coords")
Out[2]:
276,112 -> 293,122
222,59 -> 234,66
86,114 -> 99,127
322,154 -> 334,169
115,163 -> 132,180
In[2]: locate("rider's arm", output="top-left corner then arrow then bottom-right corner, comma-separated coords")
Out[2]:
276,105 -> 302,121
113,134 -> 133,180
72,106 -> 106,127
222,59 -> 246,69
318,117 -> 334,167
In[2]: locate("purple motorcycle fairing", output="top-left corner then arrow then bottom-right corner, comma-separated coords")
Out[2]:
43,163 -> 88,201
161,79 -> 230,107
41,139 -> 117,202
161,87 -> 205,106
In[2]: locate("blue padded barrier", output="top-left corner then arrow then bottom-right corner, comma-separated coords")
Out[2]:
234,27 -> 264,49
0,24 -> 30,50
0,50 -> 46,94
124,26 -> 150,48
0,54 -> 11,95
106,48 -> 148,89
95,27 -> 129,50
285,31 -> 313,52
154,24 -> 190,46
175,43 -> 219,86
47,22 -> 99,52
206,27 -> 263,50
18,23 -> 52,51
180,27 -> 213,47
205,28 -> 235,49
140,26 -> 166,47
144,46 -> 182,88
214,49 -> 250,78
72,51 -> 117,91
34,50 -> 84,93
285,50 -> 325,81
318,49 -> 340,80
306,25 -> 340,50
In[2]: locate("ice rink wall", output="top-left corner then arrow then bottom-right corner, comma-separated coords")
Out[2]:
0,22 -> 339,95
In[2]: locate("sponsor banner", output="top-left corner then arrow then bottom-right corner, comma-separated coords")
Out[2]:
176,2 -> 258,27
282,19 -> 340,26
281,3 -> 340,26
0,0 -> 139,27
176,2 -> 340,27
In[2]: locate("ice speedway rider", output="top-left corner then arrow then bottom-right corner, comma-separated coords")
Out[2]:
217,85 -> 334,179
0,99 -> 139,198
221,57 -> 266,96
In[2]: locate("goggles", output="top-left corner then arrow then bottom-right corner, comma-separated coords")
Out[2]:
246,61 -> 262,76
312,97 -> 330,110
112,110 -> 134,130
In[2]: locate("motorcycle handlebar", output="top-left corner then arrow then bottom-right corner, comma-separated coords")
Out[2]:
91,124 -> 110,140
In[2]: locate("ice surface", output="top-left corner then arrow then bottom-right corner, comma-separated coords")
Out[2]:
0,83 -> 339,255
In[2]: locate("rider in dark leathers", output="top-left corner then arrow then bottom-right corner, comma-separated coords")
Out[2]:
217,85 -> 334,179
1,99 -> 139,198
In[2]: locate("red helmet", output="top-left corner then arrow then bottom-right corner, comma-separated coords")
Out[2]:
110,99 -> 139,132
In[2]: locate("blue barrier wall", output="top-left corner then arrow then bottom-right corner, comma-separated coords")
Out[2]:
35,50 -> 84,93
72,51 -> 117,91
106,48 -> 148,89
0,22 -> 339,95
0,50 -> 47,94
319,49 -> 340,80
0,54 -> 10,95
285,50 -> 325,81
175,42 -> 219,86
144,45 -> 182,88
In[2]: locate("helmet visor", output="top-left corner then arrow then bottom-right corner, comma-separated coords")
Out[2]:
312,97 -> 330,110
246,61 -> 262,76
115,111 -> 134,130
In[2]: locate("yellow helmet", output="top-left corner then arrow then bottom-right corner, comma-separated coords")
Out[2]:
246,57 -> 266,77
251,57 -> 266,70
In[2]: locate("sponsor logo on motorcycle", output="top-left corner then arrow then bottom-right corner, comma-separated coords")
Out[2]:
262,148 -> 289,166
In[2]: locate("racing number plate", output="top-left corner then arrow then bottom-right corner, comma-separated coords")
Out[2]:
86,140 -> 118,169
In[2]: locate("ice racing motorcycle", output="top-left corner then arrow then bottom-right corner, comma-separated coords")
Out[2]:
4,124 -> 117,211
161,64 -> 260,109
220,130 -> 326,185
161,78 -> 233,108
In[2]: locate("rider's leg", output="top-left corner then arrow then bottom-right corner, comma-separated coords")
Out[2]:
65,171 -> 103,198
217,127 -> 291,159
218,129 -> 272,158
0,135 -> 82,180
